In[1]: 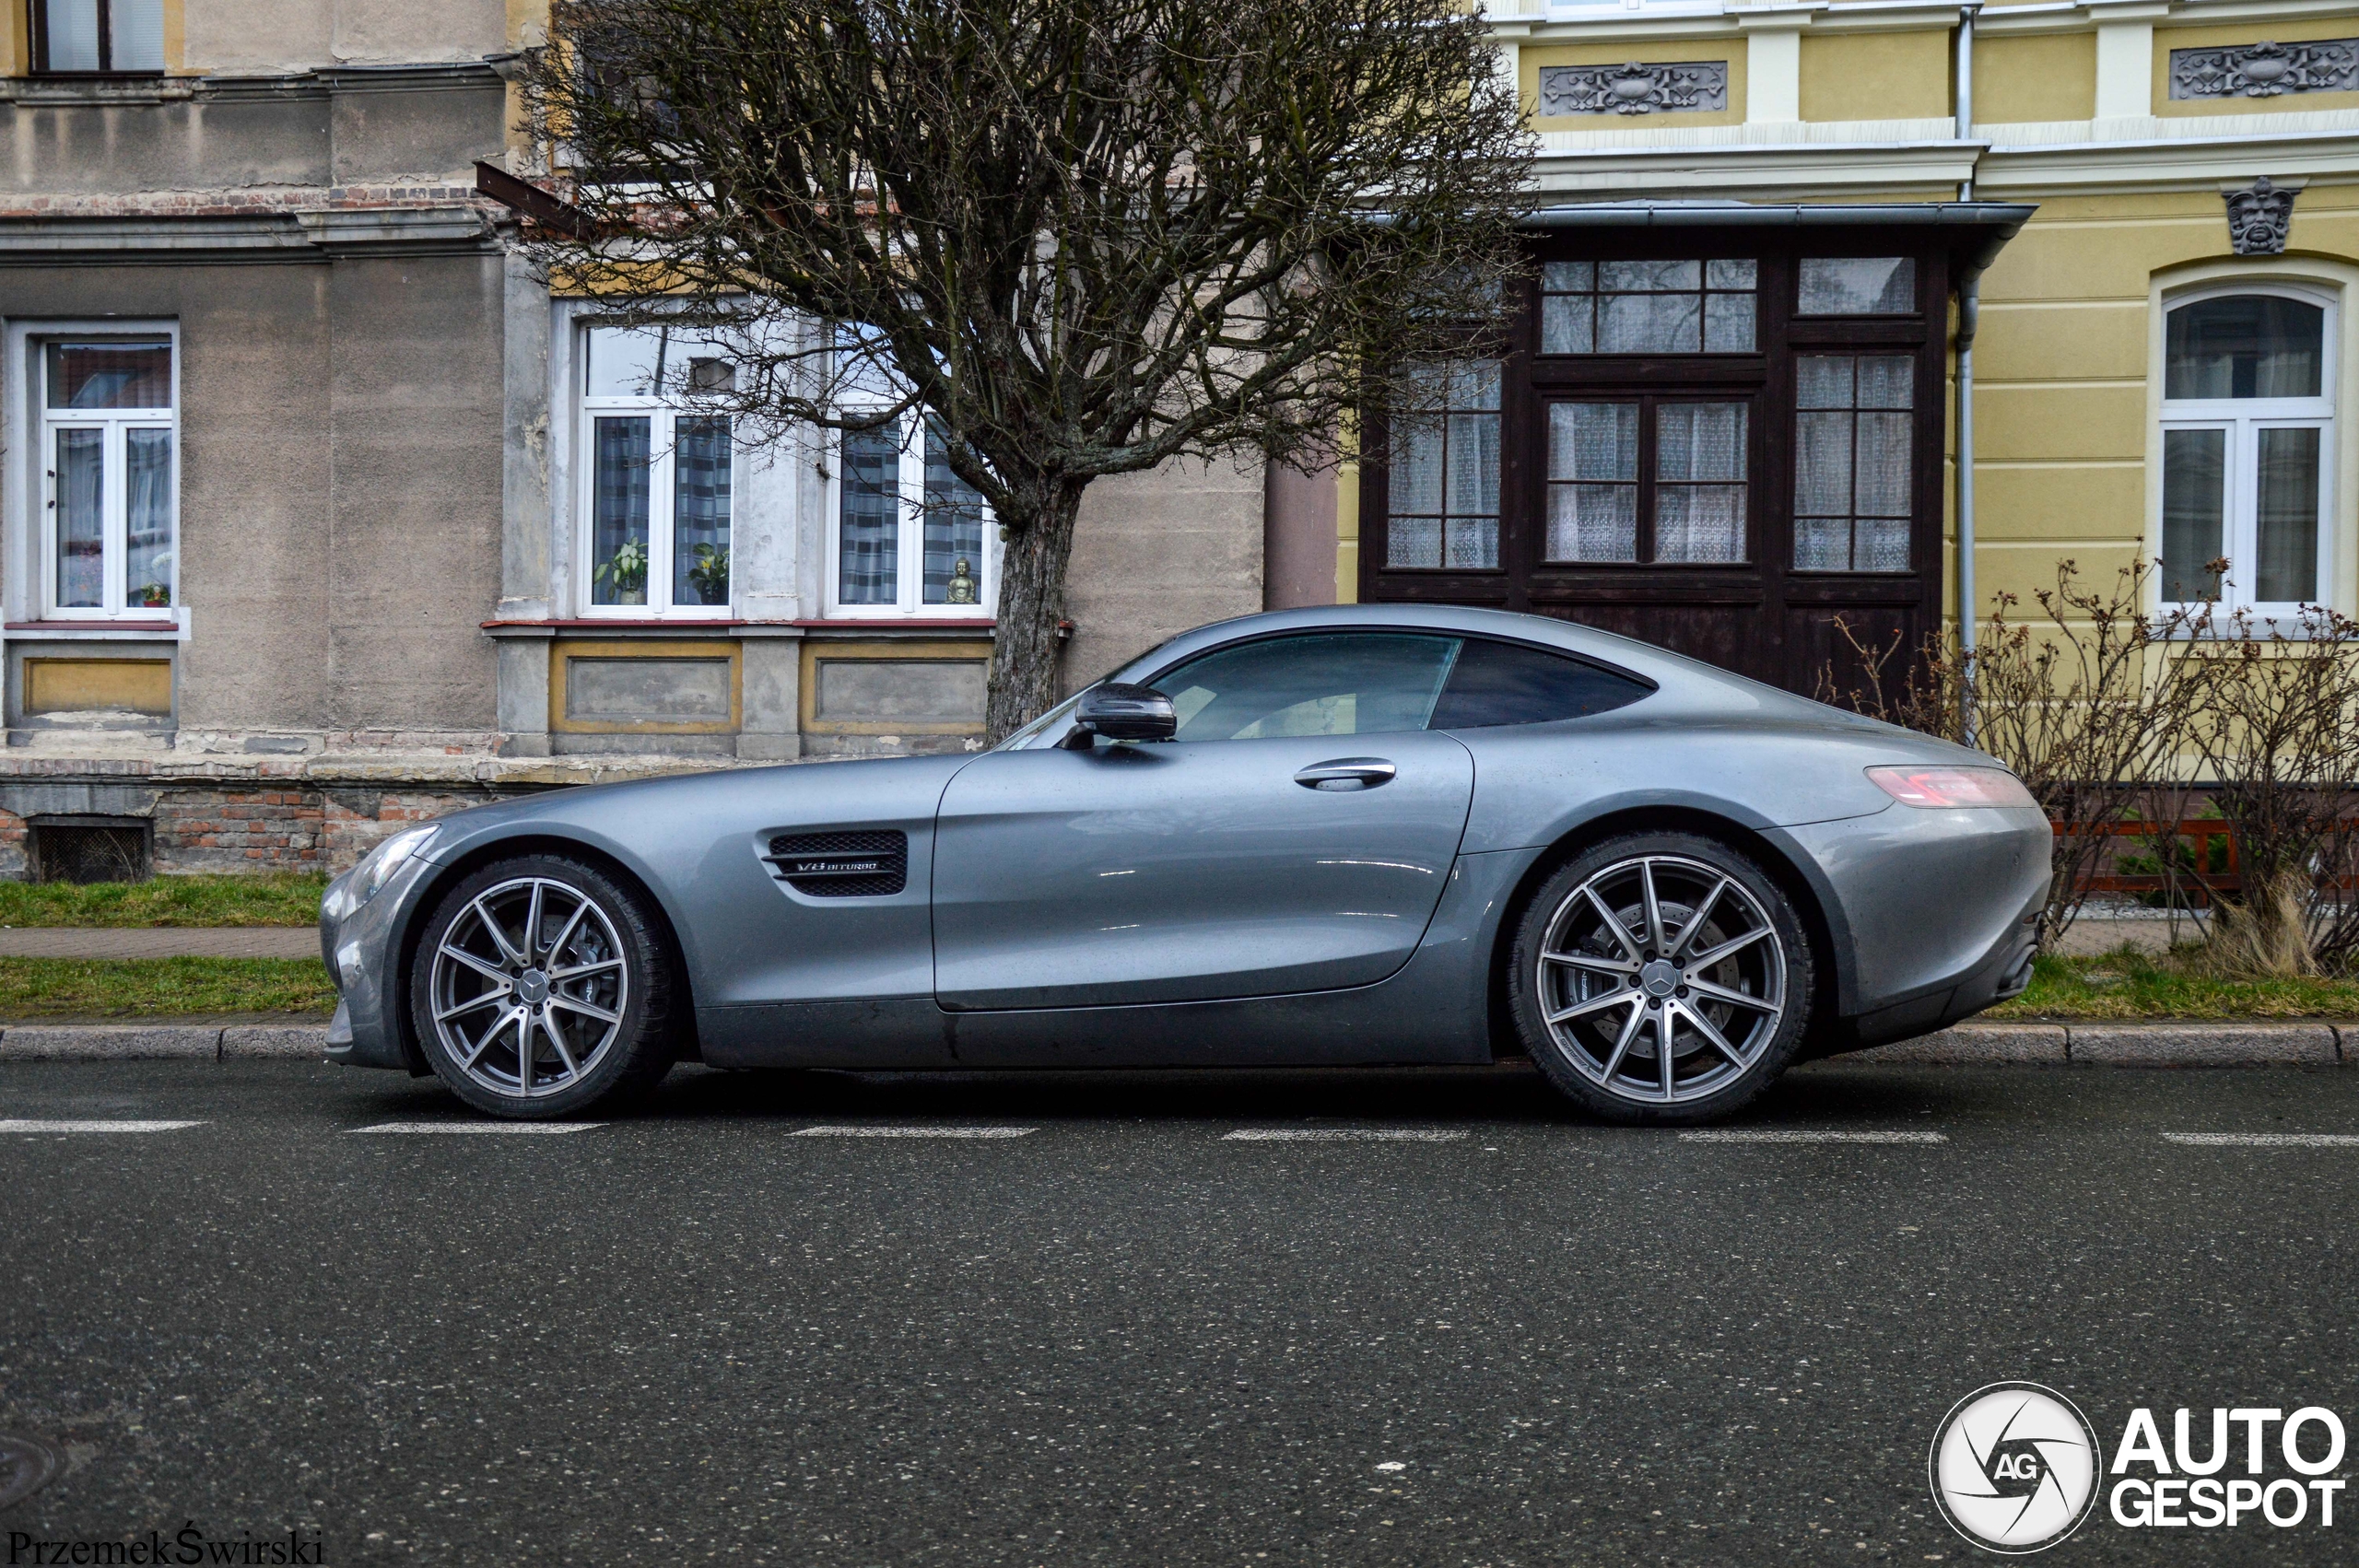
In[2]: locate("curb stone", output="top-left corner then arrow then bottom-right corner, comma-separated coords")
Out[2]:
0,1024 -> 329,1062
2065,1022 -> 2339,1067
219,1025 -> 333,1060
0,1025 -> 227,1061
1851,1021 -> 2353,1068
1858,1024 -> 2068,1065
0,1023 -> 2349,1069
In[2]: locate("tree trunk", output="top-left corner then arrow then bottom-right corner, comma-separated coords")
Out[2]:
984,483 -> 1086,744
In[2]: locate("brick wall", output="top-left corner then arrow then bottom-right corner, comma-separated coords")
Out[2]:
0,784 -> 532,880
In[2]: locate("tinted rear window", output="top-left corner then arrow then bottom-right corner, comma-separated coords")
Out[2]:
1426,638 -> 1652,730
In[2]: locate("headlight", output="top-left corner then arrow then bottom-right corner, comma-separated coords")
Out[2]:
1865,766 -> 2037,810
348,825 -> 440,910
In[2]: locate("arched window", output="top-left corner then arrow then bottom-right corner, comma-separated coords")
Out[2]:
2158,287 -> 2335,610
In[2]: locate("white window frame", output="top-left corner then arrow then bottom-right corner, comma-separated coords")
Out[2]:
2158,281 -> 2338,617
822,402 -> 997,621
575,327 -> 737,621
35,330 -> 179,623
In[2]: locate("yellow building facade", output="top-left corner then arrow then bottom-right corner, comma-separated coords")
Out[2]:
1291,0 -> 2359,695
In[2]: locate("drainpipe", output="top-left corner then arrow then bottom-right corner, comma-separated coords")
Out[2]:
1957,274 -> 1979,661
1955,4 -> 1979,198
1954,4 -> 1982,746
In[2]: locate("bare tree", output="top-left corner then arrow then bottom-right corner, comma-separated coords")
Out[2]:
515,0 -> 1533,739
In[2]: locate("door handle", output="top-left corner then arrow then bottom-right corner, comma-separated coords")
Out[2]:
1294,757 -> 1397,791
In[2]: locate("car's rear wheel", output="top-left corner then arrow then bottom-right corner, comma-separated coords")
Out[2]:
409,855 -> 677,1119
1508,833 -> 1812,1125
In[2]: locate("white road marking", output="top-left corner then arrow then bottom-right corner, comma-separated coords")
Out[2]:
1222,1129 -> 1467,1142
0,1119 -> 204,1134
2164,1132 -> 2359,1147
348,1122 -> 605,1135
790,1125 -> 1036,1139
1680,1129 -> 1949,1144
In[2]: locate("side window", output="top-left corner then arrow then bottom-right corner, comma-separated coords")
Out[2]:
1426,639 -> 1653,730
1156,634 -> 1460,742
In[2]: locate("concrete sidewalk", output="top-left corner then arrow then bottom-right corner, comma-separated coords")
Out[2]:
0,1020 -> 2349,1067
0,927 -> 321,959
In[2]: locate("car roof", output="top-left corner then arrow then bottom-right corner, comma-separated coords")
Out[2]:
1103,603 -> 1833,720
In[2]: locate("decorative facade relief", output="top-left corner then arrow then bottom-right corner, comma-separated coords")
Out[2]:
2224,178 -> 2297,256
1538,61 -> 1728,117
2170,39 -> 2359,99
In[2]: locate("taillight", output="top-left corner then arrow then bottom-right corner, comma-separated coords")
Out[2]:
1865,765 -> 2037,809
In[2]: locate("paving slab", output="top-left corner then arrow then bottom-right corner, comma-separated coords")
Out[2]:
0,928 -> 321,959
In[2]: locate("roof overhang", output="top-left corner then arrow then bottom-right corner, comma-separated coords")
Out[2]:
1517,199 -> 2036,275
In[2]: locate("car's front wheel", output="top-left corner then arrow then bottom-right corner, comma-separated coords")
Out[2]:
409,855 -> 678,1118
1508,833 -> 1813,1125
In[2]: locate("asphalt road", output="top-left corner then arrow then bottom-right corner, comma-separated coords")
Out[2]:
2,1059 -> 2356,1565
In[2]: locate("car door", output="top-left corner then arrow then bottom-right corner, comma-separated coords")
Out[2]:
932,632 -> 1477,1011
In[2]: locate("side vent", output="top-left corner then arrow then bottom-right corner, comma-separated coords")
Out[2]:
763,830 -> 909,897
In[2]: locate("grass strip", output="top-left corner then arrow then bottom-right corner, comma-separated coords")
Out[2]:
0,873 -> 329,929
0,957 -> 336,1019
1989,948 -> 2359,1022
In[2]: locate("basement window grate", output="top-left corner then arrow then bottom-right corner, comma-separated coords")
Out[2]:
763,830 -> 908,897
29,817 -> 151,883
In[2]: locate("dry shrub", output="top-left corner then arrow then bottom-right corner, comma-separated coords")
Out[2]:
2161,605 -> 2359,976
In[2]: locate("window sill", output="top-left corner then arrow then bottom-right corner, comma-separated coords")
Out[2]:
6,618 -> 186,643
805,617 -> 996,631
482,617 -> 1001,640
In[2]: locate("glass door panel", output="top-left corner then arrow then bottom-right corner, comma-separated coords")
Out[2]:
590,416 -> 651,606
2160,427 -> 2227,603
53,427 -> 104,610
2254,426 -> 2321,604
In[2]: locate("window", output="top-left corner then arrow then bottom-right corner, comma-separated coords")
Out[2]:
30,0 -> 164,73
1156,634 -> 1460,741
40,340 -> 175,618
2158,290 -> 2333,609
1426,639 -> 1652,729
1385,362 -> 1500,569
580,326 -> 734,616
1543,260 -> 1756,354
1793,355 -> 1915,572
830,415 -> 992,615
1545,398 -> 1750,564
1797,257 -> 1915,316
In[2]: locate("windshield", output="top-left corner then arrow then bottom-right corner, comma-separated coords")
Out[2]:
995,688 -> 1091,751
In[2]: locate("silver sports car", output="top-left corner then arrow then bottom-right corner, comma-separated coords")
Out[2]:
320,604 -> 2049,1123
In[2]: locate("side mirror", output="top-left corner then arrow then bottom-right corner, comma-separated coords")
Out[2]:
1059,683 -> 1177,748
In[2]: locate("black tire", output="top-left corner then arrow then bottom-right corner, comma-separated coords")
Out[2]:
1508,831 -> 1813,1126
408,854 -> 678,1119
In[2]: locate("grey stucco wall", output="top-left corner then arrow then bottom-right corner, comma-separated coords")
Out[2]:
1061,456 -> 1265,693
183,0 -> 510,75
1,253 -> 505,735
321,252 -> 505,731
2,72 -> 505,197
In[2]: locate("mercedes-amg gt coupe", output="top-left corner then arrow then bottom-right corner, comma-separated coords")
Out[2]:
320,604 -> 2049,1124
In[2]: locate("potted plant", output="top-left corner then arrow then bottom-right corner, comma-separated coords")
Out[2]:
134,582 -> 170,609
687,544 -> 730,607
594,539 -> 649,605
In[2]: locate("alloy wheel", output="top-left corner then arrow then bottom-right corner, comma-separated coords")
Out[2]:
426,875 -> 630,1100
1532,853 -> 1786,1106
